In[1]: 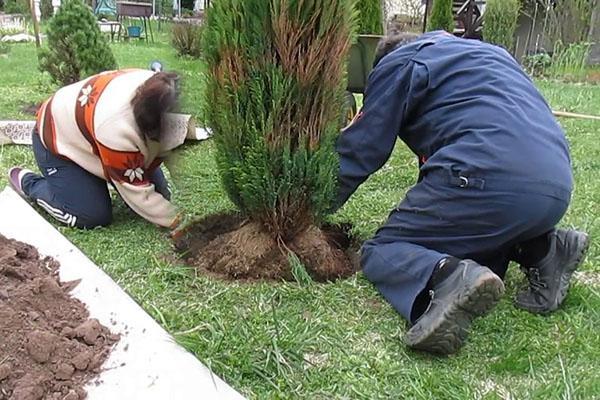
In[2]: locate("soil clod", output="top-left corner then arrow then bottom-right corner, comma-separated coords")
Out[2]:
11,374 -> 46,400
55,364 -> 75,380
71,352 -> 92,371
0,364 -> 11,381
25,330 -> 57,363
73,319 -> 103,346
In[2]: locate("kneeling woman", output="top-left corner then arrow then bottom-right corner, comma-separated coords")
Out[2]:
8,69 -> 180,230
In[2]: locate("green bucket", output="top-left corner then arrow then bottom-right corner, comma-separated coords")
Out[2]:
347,34 -> 383,94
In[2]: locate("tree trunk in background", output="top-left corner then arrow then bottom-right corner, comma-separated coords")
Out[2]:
589,0 -> 600,65
380,0 -> 388,33
29,0 -> 41,48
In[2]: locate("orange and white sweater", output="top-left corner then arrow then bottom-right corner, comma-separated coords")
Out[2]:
36,69 -> 178,228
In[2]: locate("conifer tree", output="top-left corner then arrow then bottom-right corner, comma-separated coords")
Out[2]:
202,0 -> 353,242
427,0 -> 455,33
38,0 -> 117,85
356,0 -> 384,35
483,0 -> 521,51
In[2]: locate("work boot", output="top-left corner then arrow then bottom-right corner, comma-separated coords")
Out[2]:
7,167 -> 35,198
405,260 -> 504,355
515,229 -> 589,314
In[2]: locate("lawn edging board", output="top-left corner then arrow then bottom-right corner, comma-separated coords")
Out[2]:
0,187 -> 244,400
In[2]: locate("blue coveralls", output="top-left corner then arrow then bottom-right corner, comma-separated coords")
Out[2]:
336,32 -> 573,322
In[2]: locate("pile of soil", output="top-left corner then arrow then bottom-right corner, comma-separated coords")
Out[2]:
174,214 -> 360,282
0,235 -> 118,400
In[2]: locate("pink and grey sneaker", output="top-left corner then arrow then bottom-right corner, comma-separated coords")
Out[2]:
7,167 -> 35,198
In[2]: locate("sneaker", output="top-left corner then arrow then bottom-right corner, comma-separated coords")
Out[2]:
7,167 -> 34,198
515,229 -> 589,314
404,260 -> 505,355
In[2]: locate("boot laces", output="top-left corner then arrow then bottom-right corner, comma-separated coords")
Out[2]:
525,267 -> 548,293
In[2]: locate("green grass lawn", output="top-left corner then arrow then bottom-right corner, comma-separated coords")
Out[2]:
0,37 -> 599,399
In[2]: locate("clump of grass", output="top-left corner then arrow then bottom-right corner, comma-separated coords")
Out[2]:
0,27 -> 25,37
548,41 -> 591,81
171,22 -> 203,58
288,252 -> 312,286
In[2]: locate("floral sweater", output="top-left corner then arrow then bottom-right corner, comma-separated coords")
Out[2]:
36,69 -> 178,228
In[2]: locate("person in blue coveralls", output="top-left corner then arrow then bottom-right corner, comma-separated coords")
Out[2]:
334,31 -> 590,354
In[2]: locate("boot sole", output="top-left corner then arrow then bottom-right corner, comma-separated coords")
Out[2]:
555,231 -> 590,308
405,272 -> 505,355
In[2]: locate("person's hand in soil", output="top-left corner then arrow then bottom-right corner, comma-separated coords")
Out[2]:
168,213 -> 190,243
169,226 -> 186,241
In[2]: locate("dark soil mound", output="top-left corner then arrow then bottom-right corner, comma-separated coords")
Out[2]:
174,214 -> 360,282
0,235 -> 118,400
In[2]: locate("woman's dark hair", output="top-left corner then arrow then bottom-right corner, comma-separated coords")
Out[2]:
373,32 -> 421,68
131,72 -> 180,142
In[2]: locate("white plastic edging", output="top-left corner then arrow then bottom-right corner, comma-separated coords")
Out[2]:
0,187 -> 245,400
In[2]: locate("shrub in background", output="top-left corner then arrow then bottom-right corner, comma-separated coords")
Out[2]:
38,0 -> 116,85
546,0 -> 593,46
356,0 -> 383,35
3,0 -> 29,14
427,0 -> 454,32
483,0 -> 520,52
548,41 -> 592,81
523,52 -> 552,77
523,42 -> 591,81
202,0 -> 353,241
171,22 -> 202,58
0,25 -> 25,37
159,0 -> 173,16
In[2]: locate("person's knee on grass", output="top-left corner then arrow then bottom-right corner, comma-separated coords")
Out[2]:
72,204 -> 113,230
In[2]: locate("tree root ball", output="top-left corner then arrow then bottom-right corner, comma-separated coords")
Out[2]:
174,213 -> 360,282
